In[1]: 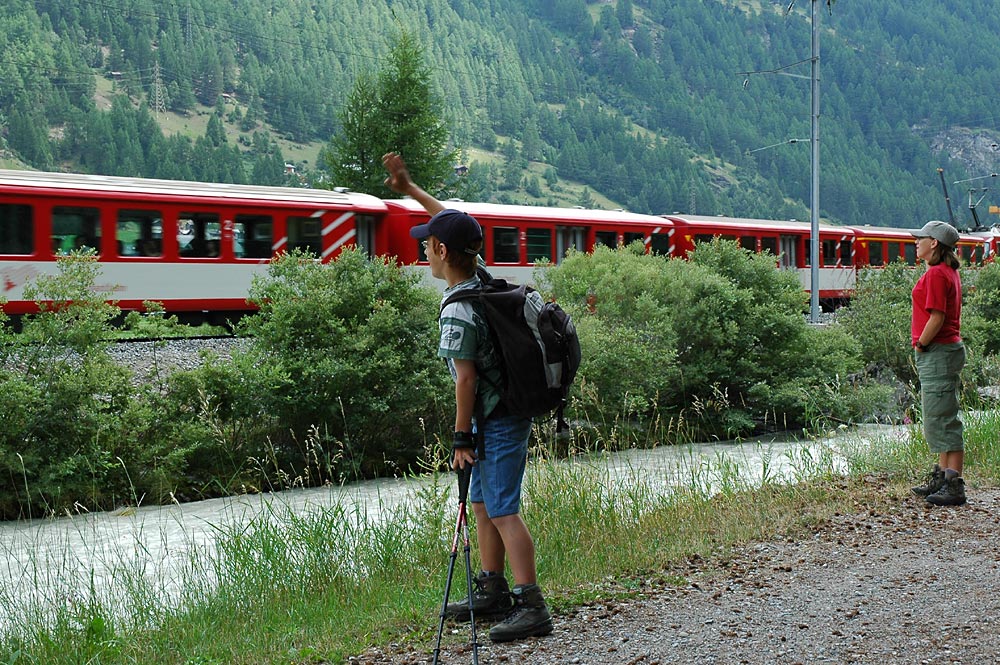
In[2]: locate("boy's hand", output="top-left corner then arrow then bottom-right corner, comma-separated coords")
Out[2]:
382,152 -> 414,194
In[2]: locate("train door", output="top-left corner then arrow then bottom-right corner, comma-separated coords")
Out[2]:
779,235 -> 798,269
355,214 -> 377,258
556,226 -> 585,263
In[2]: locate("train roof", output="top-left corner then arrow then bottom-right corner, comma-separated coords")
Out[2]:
384,198 -> 672,226
848,224 -> 989,243
663,213 -> 847,234
0,169 -> 388,212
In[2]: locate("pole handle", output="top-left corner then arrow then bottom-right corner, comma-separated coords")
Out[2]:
456,464 -> 471,504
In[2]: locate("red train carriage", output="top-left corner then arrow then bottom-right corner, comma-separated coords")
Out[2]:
381,198 -> 676,288
0,170 -> 387,320
663,214 -> 857,302
848,225 -> 990,268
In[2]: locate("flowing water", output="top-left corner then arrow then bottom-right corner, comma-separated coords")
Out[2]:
0,424 -> 908,629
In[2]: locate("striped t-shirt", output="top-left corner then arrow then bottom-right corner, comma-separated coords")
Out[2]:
439,275 -> 504,420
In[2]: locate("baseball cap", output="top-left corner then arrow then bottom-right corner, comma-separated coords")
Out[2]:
409,209 -> 483,255
911,220 -> 960,249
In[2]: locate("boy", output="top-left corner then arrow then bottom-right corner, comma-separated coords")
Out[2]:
382,152 -> 552,642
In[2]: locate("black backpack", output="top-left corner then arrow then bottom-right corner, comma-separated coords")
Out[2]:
442,266 -> 581,433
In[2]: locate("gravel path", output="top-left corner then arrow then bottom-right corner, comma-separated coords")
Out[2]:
355,483 -> 1000,665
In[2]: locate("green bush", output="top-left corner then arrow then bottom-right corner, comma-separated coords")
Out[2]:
541,240 -> 866,437
838,262 -> 920,388
0,254 -> 138,518
237,248 -> 451,479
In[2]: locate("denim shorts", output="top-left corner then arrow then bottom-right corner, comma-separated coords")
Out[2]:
915,342 -> 966,453
470,414 -> 533,518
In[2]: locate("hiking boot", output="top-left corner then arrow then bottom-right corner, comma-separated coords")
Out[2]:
912,464 -> 946,497
488,583 -> 553,642
925,476 -> 967,506
445,571 -> 513,621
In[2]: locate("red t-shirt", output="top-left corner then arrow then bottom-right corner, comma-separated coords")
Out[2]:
911,262 -> 962,345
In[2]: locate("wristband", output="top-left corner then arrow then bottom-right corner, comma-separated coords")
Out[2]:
453,431 -> 475,450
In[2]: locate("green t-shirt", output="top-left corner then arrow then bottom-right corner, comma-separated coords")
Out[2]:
439,275 -> 503,420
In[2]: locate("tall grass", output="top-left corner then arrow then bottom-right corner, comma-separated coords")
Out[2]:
2,415 -> 998,664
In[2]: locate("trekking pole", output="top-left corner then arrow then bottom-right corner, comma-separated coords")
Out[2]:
432,464 -> 479,665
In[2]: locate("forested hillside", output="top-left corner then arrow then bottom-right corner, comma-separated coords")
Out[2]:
2,0 -> 1000,228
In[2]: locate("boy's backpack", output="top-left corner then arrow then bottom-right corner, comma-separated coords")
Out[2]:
442,266 -> 581,432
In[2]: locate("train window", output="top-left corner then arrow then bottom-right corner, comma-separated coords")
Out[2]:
779,236 -> 797,268
740,236 -> 756,252
52,206 -> 101,255
904,243 -> 917,265
887,242 -> 900,263
841,239 -> 853,265
179,212 -> 221,258
761,237 -> 779,256
493,227 -> 519,263
695,234 -> 714,244
355,214 -> 377,258
118,209 -> 162,257
649,232 -> 672,256
526,228 -> 552,263
288,216 -> 321,255
595,231 -> 617,249
869,241 -> 884,266
556,226 -> 586,263
0,203 -> 34,255
822,239 -> 839,266
960,245 -> 973,264
974,245 -> 984,265
623,232 -> 644,249
234,214 -> 273,259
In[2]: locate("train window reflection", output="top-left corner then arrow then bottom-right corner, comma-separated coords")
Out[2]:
179,212 -> 220,258
493,227 -> 519,263
595,231 -> 616,249
623,232 -> 644,248
761,237 -> 779,256
649,232 -> 672,256
0,203 -> 34,255
235,214 -> 272,259
841,239 -> 853,265
118,209 -> 162,257
288,217 -> 321,255
526,228 -> 552,263
887,242 -> 900,264
53,206 -> 101,255
869,241 -> 884,266
823,239 -> 838,266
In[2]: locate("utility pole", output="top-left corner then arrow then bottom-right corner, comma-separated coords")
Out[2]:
808,0 -> 820,325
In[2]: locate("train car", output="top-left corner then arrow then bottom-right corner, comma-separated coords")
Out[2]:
0,169 -> 387,321
848,225 -> 990,268
663,214 -> 857,302
381,198 -> 676,288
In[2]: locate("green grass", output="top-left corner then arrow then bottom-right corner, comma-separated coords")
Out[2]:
2,416 -> 997,664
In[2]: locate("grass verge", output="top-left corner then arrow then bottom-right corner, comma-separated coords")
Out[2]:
2,417 -> 997,664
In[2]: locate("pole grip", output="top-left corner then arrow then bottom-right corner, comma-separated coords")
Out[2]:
456,464 -> 471,504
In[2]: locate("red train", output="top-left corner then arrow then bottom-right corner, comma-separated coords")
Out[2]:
1,170 -> 997,320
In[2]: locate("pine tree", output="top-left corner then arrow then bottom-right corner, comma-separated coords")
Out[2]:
325,30 -> 458,197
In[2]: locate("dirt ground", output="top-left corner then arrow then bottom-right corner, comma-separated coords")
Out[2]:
353,481 -> 1000,665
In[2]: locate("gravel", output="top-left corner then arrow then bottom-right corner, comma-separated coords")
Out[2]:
104,337 -> 249,381
354,482 -> 1000,665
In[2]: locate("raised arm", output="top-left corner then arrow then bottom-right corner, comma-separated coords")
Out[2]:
381,152 -> 445,216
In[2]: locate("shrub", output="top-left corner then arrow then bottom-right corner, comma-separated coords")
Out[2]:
540,240 -> 866,437
237,248 -> 451,479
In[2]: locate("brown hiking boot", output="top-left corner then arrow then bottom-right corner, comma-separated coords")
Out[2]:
445,571 -> 513,621
912,464 -> 946,497
488,583 -> 553,642
925,476 -> 967,506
